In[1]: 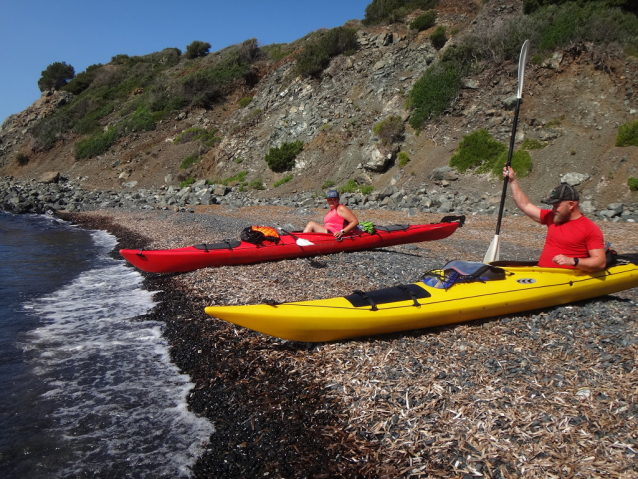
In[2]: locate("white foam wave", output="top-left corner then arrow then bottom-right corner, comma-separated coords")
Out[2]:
23,231 -> 214,478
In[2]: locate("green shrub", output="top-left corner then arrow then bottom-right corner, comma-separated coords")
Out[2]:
72,102 -> 114,135
178,43 -> 254,107
322,180 -> 335,189
523,0 -> 638,14
250,178 -> 265,190
15,152 -> 29,166
123,105 -> 155,133
478,150 -> 533,178
265,140 -> 304,172
363,0 -> 439,25
338,179 -> 359,194
261,43 -> 295,61
178,69 -> 222,108
373,115 -> 404,144
221,171 -> 248,185
545,115 -> 565,128
180,177 -> 195,188
180,154 -> 201,169
274,175 -> 293,188
185,40 -> 211,59
616,120 -> 638,146
410,10 -> 437,31
337,179 -> 374,195
398,151 -> 410,167
520,138 -> 546,150
628,177 -> 638,191
408,62 -> 461,130
174,128 -> 200,144
174,127 -> 221,147
63,63 -> 103,95
452,1 -> 636,76
430,26 -> 447,49
295,27 -> 358,77
239,97 -> 252,107
75,127 -> 119,160
148,87 -> 188,114
38,62 -> 75,91
111,54 -> 130,65
449,129 -> 506,173
533,2 -> 638,53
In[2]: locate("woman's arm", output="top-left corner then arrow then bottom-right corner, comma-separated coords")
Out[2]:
335,205 -> 359,237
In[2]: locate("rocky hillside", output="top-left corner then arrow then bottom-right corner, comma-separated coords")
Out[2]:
1,0 -> 637,212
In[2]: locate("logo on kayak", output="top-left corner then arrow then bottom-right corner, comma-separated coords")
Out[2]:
517,278 -> 536,284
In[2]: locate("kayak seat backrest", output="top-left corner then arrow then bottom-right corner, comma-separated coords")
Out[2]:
194,240 -> 242,251
439,215 -> 466,226
605,243 -> 618,267
375,224 -> 409,233
345,284 -> 431,309
422,260 -> 506,290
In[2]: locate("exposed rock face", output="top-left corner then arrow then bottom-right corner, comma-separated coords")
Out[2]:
0,90 -> 74,163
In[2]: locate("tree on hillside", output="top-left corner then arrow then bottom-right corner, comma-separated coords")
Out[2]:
38,62 -> 75,92
185,40 -> 212,59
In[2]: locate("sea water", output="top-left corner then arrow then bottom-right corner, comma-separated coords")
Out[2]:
0,211 -> 213,478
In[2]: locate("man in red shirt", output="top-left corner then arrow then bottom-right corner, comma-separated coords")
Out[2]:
504,166 -> 606,271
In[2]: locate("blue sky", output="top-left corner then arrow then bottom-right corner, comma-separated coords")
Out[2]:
0,0 -> 371,124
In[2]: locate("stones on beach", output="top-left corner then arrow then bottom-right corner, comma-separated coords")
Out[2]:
62,202 -> 638,477
3,175 -> 638,222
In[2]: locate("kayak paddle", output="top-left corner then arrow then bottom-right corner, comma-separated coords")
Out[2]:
279,229 -> 315,247
484,39 -> 530,264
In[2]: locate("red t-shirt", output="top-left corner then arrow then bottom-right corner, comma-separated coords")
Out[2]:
537,209 -> 604,268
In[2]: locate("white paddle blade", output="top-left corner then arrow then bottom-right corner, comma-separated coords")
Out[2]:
296,239 -> 314,246
483,235 -> 501,263
517,40 -> 530,99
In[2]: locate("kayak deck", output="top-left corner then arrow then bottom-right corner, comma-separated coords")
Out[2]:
205,259 -> 638,342
120,218 -> 463,273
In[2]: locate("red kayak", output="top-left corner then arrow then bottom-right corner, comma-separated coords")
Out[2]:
119,216 -> 464,274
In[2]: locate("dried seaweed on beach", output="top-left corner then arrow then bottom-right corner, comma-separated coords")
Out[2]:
66,207 -> 638,478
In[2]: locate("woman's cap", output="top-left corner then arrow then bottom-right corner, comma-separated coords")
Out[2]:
542,184 -> 579,204
326,190 -> 339,198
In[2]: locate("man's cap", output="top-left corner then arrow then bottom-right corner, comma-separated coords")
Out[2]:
326,189 -> 339,198
542,184 -> 579,204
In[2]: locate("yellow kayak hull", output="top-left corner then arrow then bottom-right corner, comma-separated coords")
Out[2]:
205,262 -> 638,342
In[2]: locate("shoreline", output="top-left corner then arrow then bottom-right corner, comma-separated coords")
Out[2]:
57,206 -> 638,477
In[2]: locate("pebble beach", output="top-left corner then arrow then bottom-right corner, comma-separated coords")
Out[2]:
54,204 -> 638,478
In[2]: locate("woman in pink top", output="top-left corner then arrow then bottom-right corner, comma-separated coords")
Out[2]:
303,190 -> 359,239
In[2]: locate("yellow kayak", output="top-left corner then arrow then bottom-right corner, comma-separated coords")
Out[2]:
205,258 -> 638,342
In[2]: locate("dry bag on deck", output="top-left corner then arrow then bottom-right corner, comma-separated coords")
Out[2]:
240,226 -> 281,245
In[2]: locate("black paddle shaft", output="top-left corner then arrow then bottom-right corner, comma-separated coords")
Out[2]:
494,97 -> 521,236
